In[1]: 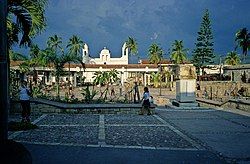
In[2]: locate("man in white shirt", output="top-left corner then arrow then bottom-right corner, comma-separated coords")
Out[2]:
19,80 -> 31,123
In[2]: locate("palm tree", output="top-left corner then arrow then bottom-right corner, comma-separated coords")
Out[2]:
93,71 -> 108,100
148,43 -> 163,64
225,51 -> 240,65
47,35 -> 63,53
125,36 -> 139,81
108,69 -> 119,84
28,44 -> 50,84
93,69 -> 119,100
2,0 -> 47,143
148,43 -> 164,95
11,44 -> 46,84
47,35 -> 66,94
150,72 -> 161,88
7,0 -> 47,48
163,70 -> 172,89
170,40 -> 188,64
9,50 -> 28,61
19,62 -> 31,74
28,44 -> 41,84
44,47 -> 71,99
235,28 -> 250,61
66,35 -> 84,90
125,36 -> 138,56
67,35 -> 84,57
93,71 -> 104,87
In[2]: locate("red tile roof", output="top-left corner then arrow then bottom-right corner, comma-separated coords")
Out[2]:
10,60 -> 158,69
139,59 -> 172,64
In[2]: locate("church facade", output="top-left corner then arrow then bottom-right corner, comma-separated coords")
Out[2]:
82,43 -> 129,65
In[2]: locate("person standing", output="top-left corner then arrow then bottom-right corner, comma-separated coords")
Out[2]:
69,82 -> 73,96
119,82 -> 123,96
133,82 -> 140,103
110,85 -> 115,96
139,87 -> 151,115
19,80 -> 31,123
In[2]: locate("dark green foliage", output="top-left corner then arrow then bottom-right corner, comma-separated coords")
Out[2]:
93,69 -> 119,100
192,9 -> 215,74
148,43 -> 163,64
8,121 -> 38,131
81,85 -> 98,103
7,0 -> 48,48
170,40 -> 188,64
235,28 -> 250,62
125,36 -> 138,55
32,85 -> 43,98
9,50 -> 28,61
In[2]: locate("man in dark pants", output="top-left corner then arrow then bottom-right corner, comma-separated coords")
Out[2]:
133,82 -> 140,103
19,80 -> 31,123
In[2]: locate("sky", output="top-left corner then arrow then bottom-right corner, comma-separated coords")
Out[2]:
21,0 -> 250,63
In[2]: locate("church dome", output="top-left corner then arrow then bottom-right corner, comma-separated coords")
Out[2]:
100,47 -> 111,60
100,47 -> 110,55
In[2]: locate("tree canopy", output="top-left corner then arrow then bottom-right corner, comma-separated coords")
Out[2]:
7,0 -> 47,48
235,28 -> 250,62
225,51 -> 240,65
148,43 -> 163,64
192,9 -> 215,74
170,40 -> 187,64
125,36 -> 138,56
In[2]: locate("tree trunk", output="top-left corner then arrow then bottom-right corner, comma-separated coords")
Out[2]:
68,62 -> 70,95
56,76 -> 60,99
104,85 -> 109,100
0,0 -> 8,144
33,68 -> 38,84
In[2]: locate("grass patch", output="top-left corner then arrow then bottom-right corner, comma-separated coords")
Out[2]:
8,121 -> 38,131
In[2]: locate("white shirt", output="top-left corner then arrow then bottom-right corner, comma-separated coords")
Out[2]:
143,92 -> 150,100
19,86 -> 30,100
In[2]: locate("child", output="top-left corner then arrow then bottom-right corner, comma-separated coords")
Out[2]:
139,87 -> 151,115
149,96 -> 156,109
149,96 -> 154,104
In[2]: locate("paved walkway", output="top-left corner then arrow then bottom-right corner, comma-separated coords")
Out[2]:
8,107 -> 250,163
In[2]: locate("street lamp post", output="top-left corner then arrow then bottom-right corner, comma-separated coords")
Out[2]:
0,0 -> 8,144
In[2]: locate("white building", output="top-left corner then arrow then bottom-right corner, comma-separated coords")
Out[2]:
10,42 -> 178,87
10,41 -> 158,86
82,43 -> 129,65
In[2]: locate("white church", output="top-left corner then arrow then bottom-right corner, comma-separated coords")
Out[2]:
82,43 -> 129,65
76,42 -> 159,85
11,42 -> 175,86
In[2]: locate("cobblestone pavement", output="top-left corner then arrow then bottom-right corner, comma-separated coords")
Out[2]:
8,108 -> 250,163
9,113 -> 199,150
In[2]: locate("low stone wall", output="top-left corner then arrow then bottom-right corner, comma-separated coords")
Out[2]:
197,98 -> 250,113
197,81 -> 250,101
10,100 -> 156,114
221,100 -> 250,113
10,102 -> 61,113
